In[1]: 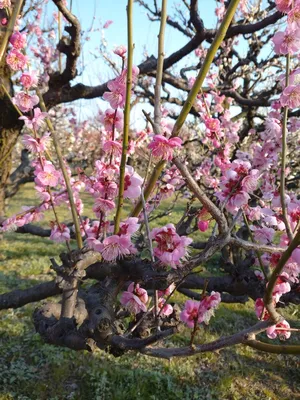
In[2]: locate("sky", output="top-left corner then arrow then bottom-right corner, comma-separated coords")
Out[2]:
43,0 -> 279,126
44,0 -> 221,125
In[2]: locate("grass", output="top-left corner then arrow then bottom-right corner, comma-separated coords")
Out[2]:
0,183 -> 299,400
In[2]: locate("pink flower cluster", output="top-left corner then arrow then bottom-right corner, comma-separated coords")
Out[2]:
150,224 -> 192,268
120,282 -> 148,314
216,160 -> 260,213
148,135 -> 182,161
203,117 -> 223,148
100,108 -> 124,132
0,0 -> 11,9
255,294 -> 291,341
50,223 -> 70,243
197,208 -> 211,232
86,217 -> 139,262
158,166 -> 185,200
103,66 -> 139,109
272,2 -> 300,109
180,292 -> 221,328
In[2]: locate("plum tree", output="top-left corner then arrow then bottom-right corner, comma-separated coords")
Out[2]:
0,0 -> 299,359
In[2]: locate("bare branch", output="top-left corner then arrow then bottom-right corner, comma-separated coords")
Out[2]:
50,0 -> 81,86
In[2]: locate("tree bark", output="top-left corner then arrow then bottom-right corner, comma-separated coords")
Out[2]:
0,61 -> 22,217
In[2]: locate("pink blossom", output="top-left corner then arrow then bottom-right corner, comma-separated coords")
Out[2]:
284,260 -> 300,282
9,31 -> 27,49
121,65 -> 140,83
131,283 -> 148,305
266,320 -> 291,340
188,77 -> 196,89
255,298 -> 268,319
159,183 -> 175,200
99,234 -> 131,261
227,191 -> 250,212
180,293 -> 221,328
217,160 -> 259,213
158,283 -> 176,298
198,291 -> 221,324
20,71 -> 39,89
50,223 -> 70,242
288,5 -> 300,28
22,132 -> 51,153
86,237 -> 103,252
13,92 -> 39,113
205,117 -> 221,132
180,300 -> 201,328
114,45 -> 127,58
216,4 -> 226,18
197,208 -> 211,232
6,49 -> 28,70
100,108 -> 124,131
124,165 -> 143,199
93,179 -> 118,199
264,117 -> 282,138
86,221 -> 100,239
246,206 -> 262,221
158,298 -> 173,316
120,283 -> 148,314
272,28 -> 300,54
92,198 -> 115,216
120,291 -> 147,314
0,0 -> 11,9
241,169 -> 260,192
148,135 -> 182,161
123,282 -> 148,303
271,272 -> 291,302
198,220 -> 210,232
103,20 -> 113,29
119,217 -> 140,235
150,223 -> 192,268
252,226 -> 275,244
291,248 -> 300,264
35,162 -> 60,187
34,185 -> 51,202
19,108 -> 48,130
280,85 -> 300,108
275,0 -> 293,13
103,78 -> 126,109
102,140 -> 122,158
254,270 -> 265,281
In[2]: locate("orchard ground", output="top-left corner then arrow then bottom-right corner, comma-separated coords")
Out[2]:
0,183 -> 299,400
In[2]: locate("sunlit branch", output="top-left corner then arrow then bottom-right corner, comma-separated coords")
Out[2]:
114,0 -> 134,233
264,227 -> 300,323
130,0 -> 241,217
38,92 -> 83,249
280,54 -> 293,242
0,0 -> 24,63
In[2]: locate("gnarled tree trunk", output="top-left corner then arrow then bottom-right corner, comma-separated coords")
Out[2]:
0,60 -> 22,217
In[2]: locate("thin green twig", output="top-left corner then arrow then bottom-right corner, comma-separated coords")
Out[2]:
243,212 -> 268,280
38,91 -> 83,249
280,54 -> 293,242
0,0 -> 24,63
114,0 -> 134,234
131,0 -> 241,217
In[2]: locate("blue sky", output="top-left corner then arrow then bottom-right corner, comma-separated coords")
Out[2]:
45,1 -> 278,125
47,0 -> 221,123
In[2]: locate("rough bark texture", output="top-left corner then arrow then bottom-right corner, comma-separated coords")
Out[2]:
0,62 -> 22,217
